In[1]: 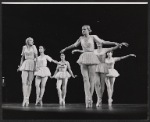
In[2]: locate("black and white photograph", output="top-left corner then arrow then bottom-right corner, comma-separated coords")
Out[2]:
1,2 -> 148,120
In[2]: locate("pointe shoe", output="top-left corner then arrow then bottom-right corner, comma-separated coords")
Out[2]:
62,99 -> 65,106
35,98 -> 40,106
86,98 -> 92,108
22,98 -> 26,107
96,98 -> 102,107
59,99 -> 63,105
39,98 -> 43,106
108,98 -> 113,106
25,98 -> 29,107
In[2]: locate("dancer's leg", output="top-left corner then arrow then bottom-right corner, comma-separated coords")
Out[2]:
56,79 -> 63,105
80,64 -> 91,108
39,77 -> 48,106
62,78 -> 68,105
35,76 -> 42,105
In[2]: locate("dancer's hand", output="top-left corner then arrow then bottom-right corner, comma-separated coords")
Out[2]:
121,42 -> 129,47
130,54 -> 136,57
72,50 -> 78,54
60,49 -> 66,53
51,75 -> 55,79
17,65 -> 21,72
72,75 -> 77,78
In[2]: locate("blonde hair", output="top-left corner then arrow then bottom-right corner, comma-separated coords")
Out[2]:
82,25 -> 92,33
25,37 -> 34,45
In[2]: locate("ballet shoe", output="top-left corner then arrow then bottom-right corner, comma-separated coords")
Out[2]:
39,98 -> 43,106
86,98 -> 92,108
35,98 -> 40,106
22,99 -> 26,107
96,98 -> 102,107
62,99 -> 65,106
108,98 -> 113,106
25,98 -> 29,107
59,99 -> 63,105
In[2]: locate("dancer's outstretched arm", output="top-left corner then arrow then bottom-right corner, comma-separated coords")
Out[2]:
66,61 -> 76,78
93,35 -> 119,45
45,55 -> 61,65
114,54 -> 136,62
72,49 -> 84,54
105,42 -> 129,53
60,38 -> 81,53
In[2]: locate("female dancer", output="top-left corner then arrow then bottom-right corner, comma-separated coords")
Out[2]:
34,46 -> 60,106
52,53 -> 76,106
72,42 -> 128,107
105,51 -> 136,106
60,25 -> 120,108
18,37 -> 38,107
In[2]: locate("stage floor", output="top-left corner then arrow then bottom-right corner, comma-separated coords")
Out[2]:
2,103 -> 148,120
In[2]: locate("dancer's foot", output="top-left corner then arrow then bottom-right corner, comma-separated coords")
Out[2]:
62,99 -> 65,106
59,98 -> 63,106
39,98 -> 43,106
22,98 -> 26,107
108,98 -> 113,106
96,97 -> 102,107
35,98 -> 40,106
86,97 -> 92,108
25,98 -> 29,107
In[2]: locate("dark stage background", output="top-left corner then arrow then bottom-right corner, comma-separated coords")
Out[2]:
2,4 -> 148,104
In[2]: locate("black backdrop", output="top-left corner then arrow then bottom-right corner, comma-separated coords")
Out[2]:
2,4 -> 148,104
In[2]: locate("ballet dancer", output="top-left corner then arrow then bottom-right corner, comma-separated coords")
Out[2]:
105,51 -> 136,106
52,53 -> 76,106
18,37 -> 38,107
72,42 -> 128,107
60,25 -> 120,108
34,46 -> 60,106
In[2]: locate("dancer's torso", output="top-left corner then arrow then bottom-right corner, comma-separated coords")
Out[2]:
23,45 -> 36,60
105,58 -> 115,69
58,62 -> 68,72
80,36 -> 95,52
37,55 -> 51,67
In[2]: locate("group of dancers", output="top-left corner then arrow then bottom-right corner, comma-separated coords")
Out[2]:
18,25 -> 136,108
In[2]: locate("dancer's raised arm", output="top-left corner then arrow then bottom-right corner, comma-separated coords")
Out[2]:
93,35 -> 119,45
72,49 -> 84,54
114,54 -> 136,62
105,42 -> 129,53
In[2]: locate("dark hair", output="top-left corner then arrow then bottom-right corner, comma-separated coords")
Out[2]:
39,46 -> 46,51
60,53 -> 65,56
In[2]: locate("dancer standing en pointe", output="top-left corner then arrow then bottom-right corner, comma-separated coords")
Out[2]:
34,46 -> 60,106
105,52 -> 136,106
60,25 -> 119,108
18,37 -> 38,107
52,53 -> 76,106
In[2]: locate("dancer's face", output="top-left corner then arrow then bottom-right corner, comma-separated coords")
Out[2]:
82,26 -> 89,35
39,46 -> 44,53
28,39 -> 33,46
107,52 -> 113,58
60,54 -> 65,60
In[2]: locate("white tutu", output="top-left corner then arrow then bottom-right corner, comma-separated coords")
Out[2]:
77,52 -> 100,65
106,69 -> 120,77
54,71 -> 71,79
20,59 -> 35,71
34,67 -> 51,77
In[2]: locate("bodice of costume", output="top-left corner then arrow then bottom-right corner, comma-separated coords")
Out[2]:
81,36 -> 95,52
58,63 -> 67,72
105,58 -> 115,69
